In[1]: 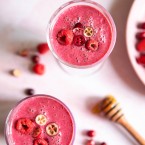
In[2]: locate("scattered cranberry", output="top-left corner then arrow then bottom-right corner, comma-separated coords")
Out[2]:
32,55 -> 40,63
16,118 -> 34,134
37,43 -> 49,54
57,29 -> 74,45
86,139 -> 96,145
25,88 -> 35,96
74,22 -> 84,29
33,63 -> 45,75
136,55 -> 145,65
136,39 -> 145,53
136,32 -> 145,40
100,142 -> 107,145
85,39 -> 98,51
73,35 -> 85,46
87,130 -> 96,137
137,22 -> 145,29
32,127 -> 42,138
33,138 -> 48,145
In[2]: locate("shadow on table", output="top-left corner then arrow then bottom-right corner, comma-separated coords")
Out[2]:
0,98 -> 17,135
109,0 -> 145,94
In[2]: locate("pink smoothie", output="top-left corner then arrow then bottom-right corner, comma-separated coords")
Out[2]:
49,3 -> 114,67
5,95 -> 75,145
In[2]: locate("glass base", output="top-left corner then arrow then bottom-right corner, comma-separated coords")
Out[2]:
57,61 -> 104,76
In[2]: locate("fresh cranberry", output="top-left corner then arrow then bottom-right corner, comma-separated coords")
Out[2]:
100,142 -> 107,145
87,130 -> 96,137
74,22 -> 83,29
137,22 -> 145,29
16,118 -> 34,134
136,55 -> 145,65
73,35 -> 85,46
25,88 -> 35,96
86,139 -> 96,145
33,138 -> 48,145
32,63 -> 45,75
136,39 -> 145,53
57,29 -> 73,45
32,55 -> 40,63
136,32 -> 145,40
37,43 -> 49,54
32,127 -> 42,138
85,39 -> 98,51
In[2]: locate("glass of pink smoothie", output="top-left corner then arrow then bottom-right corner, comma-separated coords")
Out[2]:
5,95 -> 75,145
47,0 -> 116,73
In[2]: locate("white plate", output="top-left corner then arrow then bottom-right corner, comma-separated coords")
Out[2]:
126,0 -> 145,85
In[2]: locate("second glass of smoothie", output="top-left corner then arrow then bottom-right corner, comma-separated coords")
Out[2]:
47,0 -> 116,74
5,95 -> 75,145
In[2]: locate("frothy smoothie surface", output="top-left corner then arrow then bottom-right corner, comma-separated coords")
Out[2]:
6,95 -> 75,145
51,5 -> 112,66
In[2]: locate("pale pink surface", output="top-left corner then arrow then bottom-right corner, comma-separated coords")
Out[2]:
7,95 -> 74,145
51,5 -> 112,66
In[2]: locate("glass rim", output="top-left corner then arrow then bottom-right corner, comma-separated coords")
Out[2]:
5,94 -> 75,145
46,0 -> 117,69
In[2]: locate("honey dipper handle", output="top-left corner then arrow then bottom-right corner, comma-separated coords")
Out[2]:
118,116 -> 145,145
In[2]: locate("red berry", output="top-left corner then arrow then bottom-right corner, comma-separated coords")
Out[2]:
16,118 -> 34,134
33,63 -> 45,75
85,39 -> 98,51
74,22 -> 83,29
100,142 -> 107,145
136,32 -> 145,40
32,55 -> 40,63
37,43 -> 49,54
25,88 -> 35,95
33,138 -> 48,145
138,22 -> 145,29
32,127 -> 42,138
136,39 -> 145,53
87,130 -> 96,137
57,29 -> 73,45
86,139 -> 96,145
73,35 -> 85,46
136,55 -> 145,65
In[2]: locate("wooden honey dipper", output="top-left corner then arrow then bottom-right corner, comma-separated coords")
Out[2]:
97,95 -> 145,145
